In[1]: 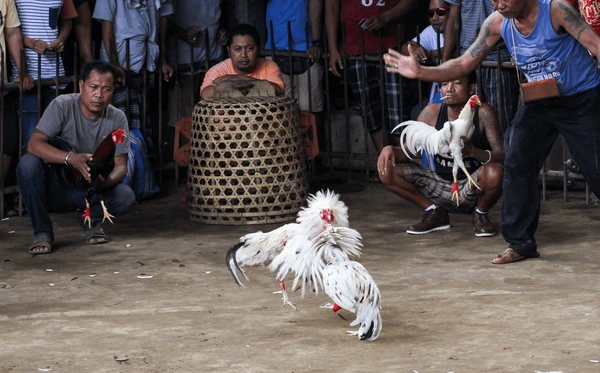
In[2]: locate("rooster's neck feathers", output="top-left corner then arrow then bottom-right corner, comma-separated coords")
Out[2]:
458,95 -> 480,122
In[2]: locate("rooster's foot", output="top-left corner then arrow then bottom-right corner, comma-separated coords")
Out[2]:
100,200 -> 115,224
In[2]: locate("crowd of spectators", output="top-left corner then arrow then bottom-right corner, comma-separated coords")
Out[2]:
1,0 -> 587,214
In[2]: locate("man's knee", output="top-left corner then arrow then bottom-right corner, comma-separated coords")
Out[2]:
111,183 -> 136,216
480,163 -> 504,189
17,154 -> 45,182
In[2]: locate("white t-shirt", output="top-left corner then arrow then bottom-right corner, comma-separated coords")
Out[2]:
411,25 -> 444,52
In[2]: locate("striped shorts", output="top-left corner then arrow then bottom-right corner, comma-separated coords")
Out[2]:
402,162 -> 480,213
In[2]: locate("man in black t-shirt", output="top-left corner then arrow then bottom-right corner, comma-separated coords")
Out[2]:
377,72 -> 504,237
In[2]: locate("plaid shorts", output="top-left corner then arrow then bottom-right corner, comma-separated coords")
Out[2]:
346,59 -> 401,132
402,162 -> 480,213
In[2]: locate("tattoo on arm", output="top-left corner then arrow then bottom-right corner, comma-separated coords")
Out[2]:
470,23 -> 491,59
558,1 -> 588,40
480,107 -> 503,151
418,104 -> 438,126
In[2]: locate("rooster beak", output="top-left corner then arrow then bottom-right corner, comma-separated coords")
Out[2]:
226,242 -> 247,286
477,99 -> 481,106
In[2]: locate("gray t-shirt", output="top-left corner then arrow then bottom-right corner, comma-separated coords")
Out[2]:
36,93 -> 130,156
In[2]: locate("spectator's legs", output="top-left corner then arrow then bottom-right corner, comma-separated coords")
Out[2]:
555,86 -> 600,199
347,60 -> 385,153
17,154 -> 55,240
479,67 -> 520,133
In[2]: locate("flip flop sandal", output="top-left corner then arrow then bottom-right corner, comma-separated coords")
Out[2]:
84,224 -> 109,245
29,237 -> 53,255
491,248 -> 526,264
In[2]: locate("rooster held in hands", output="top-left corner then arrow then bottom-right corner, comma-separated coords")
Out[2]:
393,94 -> 481,205
80,129 -> 127,227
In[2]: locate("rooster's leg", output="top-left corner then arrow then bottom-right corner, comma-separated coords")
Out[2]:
451,172 -> 460,206
459,163 -> 481,191
82,199 -> 92,228
278,279 -> 297,310
100,199 -> 115,224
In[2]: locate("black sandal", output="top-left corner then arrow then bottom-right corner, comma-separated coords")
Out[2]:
84,224 -> 109,245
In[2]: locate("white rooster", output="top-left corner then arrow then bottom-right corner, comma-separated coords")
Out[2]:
306,225 -> 382,341
226,190 -> 349,308
392,94 -> 482,205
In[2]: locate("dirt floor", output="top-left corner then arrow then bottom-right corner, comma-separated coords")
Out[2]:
1,178 -> 600,373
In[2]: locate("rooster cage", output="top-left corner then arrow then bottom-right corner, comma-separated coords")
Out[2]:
187,81 -> 309,225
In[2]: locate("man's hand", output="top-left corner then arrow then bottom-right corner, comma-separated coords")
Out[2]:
405,42 -> 428,64
328,49 -> 343,77
307,45 -> 322,62
48,39 -> 65,53
360,14 -> 389,32
185,26 -> 200,44
32,39 -> 51,54
67,153 -> 93,183
460,136 -> 475,158
114,65 -> 127,85
162,62 -> 174,82
377,145 -> 396,176
384,47 -> 421,79
217,28 -> 228,45
13,75 -> 35,91
211,74 -> 257,86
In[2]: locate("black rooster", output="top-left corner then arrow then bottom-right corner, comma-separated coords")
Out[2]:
80,128 -> 127,227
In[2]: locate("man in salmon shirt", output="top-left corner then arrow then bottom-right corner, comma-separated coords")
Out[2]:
200,23 -> 285,98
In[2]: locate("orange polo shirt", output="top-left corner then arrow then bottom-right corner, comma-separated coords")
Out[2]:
200,58 -> 285,93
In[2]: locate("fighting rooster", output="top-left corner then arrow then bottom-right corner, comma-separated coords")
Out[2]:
80,129 -> 127,227
305,225 -> 382,341
393,94 -> 481,204
321,260 -> 382,341
226,190 -> 349,308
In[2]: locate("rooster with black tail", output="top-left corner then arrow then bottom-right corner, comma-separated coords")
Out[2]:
81,129 -> 127,227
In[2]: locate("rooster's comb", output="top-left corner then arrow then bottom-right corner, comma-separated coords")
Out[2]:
468,95 -> 481,109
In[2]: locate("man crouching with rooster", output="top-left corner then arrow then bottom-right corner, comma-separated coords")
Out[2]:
17,60 -> 136,255
377,72 -> 504,238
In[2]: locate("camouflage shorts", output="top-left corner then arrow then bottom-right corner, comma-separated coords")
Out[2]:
401,162 -> 480,213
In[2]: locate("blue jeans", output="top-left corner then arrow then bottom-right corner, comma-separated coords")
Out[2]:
501,85 -> 600,257
17,154 -> 136,242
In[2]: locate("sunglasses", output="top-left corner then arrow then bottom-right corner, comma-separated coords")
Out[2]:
428,7 -> 448,17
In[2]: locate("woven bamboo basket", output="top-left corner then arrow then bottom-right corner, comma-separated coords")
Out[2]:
187,89 -> 308,225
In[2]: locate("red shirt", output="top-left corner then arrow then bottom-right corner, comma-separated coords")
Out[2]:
341,0 -> 403,56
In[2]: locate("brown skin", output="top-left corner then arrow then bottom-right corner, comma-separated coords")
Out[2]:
325,0 -> 417,154
74,1 -> 94,67
386,0 -> 599,261
200,35 -> 284,98
385,0 -> 600,82
377,76 -> 504,214
401,0 -> 448,62
23,14 -> 72,55
27,70 -> 127,251
441,3 -> 461,61
27,70 -> 127,188
325,0 -> 417,77
2,26 -> 34,184
100,17 -> 173,85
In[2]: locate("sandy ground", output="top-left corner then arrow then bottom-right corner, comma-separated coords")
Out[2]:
1,181 -> 600,373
